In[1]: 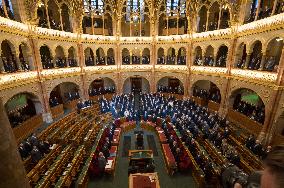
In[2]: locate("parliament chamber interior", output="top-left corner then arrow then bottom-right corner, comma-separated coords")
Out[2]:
1,0 -> 284,188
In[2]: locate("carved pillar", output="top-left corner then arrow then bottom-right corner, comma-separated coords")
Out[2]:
217,8 -> 222,29
78,43 -> 88,100
206,11 -> 210,31
259,52 -> 267,70
272,0 -> 279,15
59,9 -> 63,31
213,53 -> 218,67
166,17 -> 169,36
244,52 -> 251,68
14,50 -> 22,71
0,98 -> 30,188
45,1 -> 51,29
202,51 -> 206,66
130,50 -> 132,64
0,49 -> 5,73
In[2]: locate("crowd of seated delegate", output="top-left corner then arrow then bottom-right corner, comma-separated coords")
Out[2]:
194,55 -> 227,67
245,134 -> 272,159
157,85 -> 184,95
8,106 -> 36,128
65,91 -> 80,102
233,100 -> 265,124
237,56 -> 277,72
122,55 -> 150,65
18,134 -> 51,163
42,55 -> 78,69
157,55 -> 186,65
193,87 -> 221,103
1,56 -> 30,73
85,56 -> 115,66
89,86 -> 115,96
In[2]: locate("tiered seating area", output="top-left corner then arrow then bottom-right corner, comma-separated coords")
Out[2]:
23,104 -> 109,188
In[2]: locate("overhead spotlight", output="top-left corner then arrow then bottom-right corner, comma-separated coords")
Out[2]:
276,38 -> 283,42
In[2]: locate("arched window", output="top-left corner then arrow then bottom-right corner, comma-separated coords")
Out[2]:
125,0 -> 145,23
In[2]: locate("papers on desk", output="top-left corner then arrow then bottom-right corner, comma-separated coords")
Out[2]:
109,152 -> 116,157
105,160 -> 113,169
44,171 -> 49,176
158,131 -> 164,133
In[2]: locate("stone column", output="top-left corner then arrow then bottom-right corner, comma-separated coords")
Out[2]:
14,51 -> 22,71
217,8 -> 222,29
0,98 -> 30,188
206,11 -> 210,31
272,0 -> 279,15
0,49 -> 5,73
45,1 -> 51,29
259,52 -> 267,70
130,51 -> 132,64
244,53 -> 251,68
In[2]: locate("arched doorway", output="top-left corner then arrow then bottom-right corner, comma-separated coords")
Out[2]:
198,6 -> 207,32
122,48 -> 130,65
177,47 -> 186,65
85,47 -> 95,66
157,77 -> 184,95
123,76 -> 150,94
55,45 -> 66,68
192,80 -> 221,104
68,47 -> 77,67
96,48 -> 105,65
1,40 -> 17,73
89,77 -> 116,96
235,43 -> 247,68
208,2 -> 220,31
132,48 -> 140,64
5,93 -> 42,128
216,45 -> 228,67
157,48 -> 165,64
142,48 -> 150,64
264,37 -> 284,71
19,43 -> 32,71
248,41 -> 262,70
40,45 -> 53,69
230,88 -> 265,125
193,46 -> 202,66
49,82 -> 80,110
204,45 -> 214,66
167,48 -> 176,65
61,3 -> 71,32
107,48 -> 115,65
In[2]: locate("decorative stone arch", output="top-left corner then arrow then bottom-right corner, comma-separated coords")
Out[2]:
205,45 -> 214,57
4,92 -> 43,116
88,77 -> 117,93
247,39 -> 265,54
39,44 -> 54,58
55,45 -> 66,59
155,72 -> 186,92
229,81 -> 273,126
0,39 -> 17,55
120,72 -> 152,92
85,73 -> 118,92
156,76 -> 185,94
0,83 -> 43,110
122,76 -> 151,94
189,75 -> 226,102
44,76 -> 83,100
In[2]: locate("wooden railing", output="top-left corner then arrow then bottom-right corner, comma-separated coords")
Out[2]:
13,114 -> 43,143
227,109 -> 262,136
63,99 -> 79,111
89,93 -> 114,102
208,101 -> 220,112
50,104 -> 64,119
192,96 -> 207,106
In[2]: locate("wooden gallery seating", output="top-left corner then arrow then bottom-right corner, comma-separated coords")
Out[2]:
13,114 -> 43,143
50,104 -> 64,119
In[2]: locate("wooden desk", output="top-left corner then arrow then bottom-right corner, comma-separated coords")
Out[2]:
129,173 -> 160,188
50,104 -> 64,119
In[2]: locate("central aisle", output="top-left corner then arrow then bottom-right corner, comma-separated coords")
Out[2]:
88,127 -> 197,188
